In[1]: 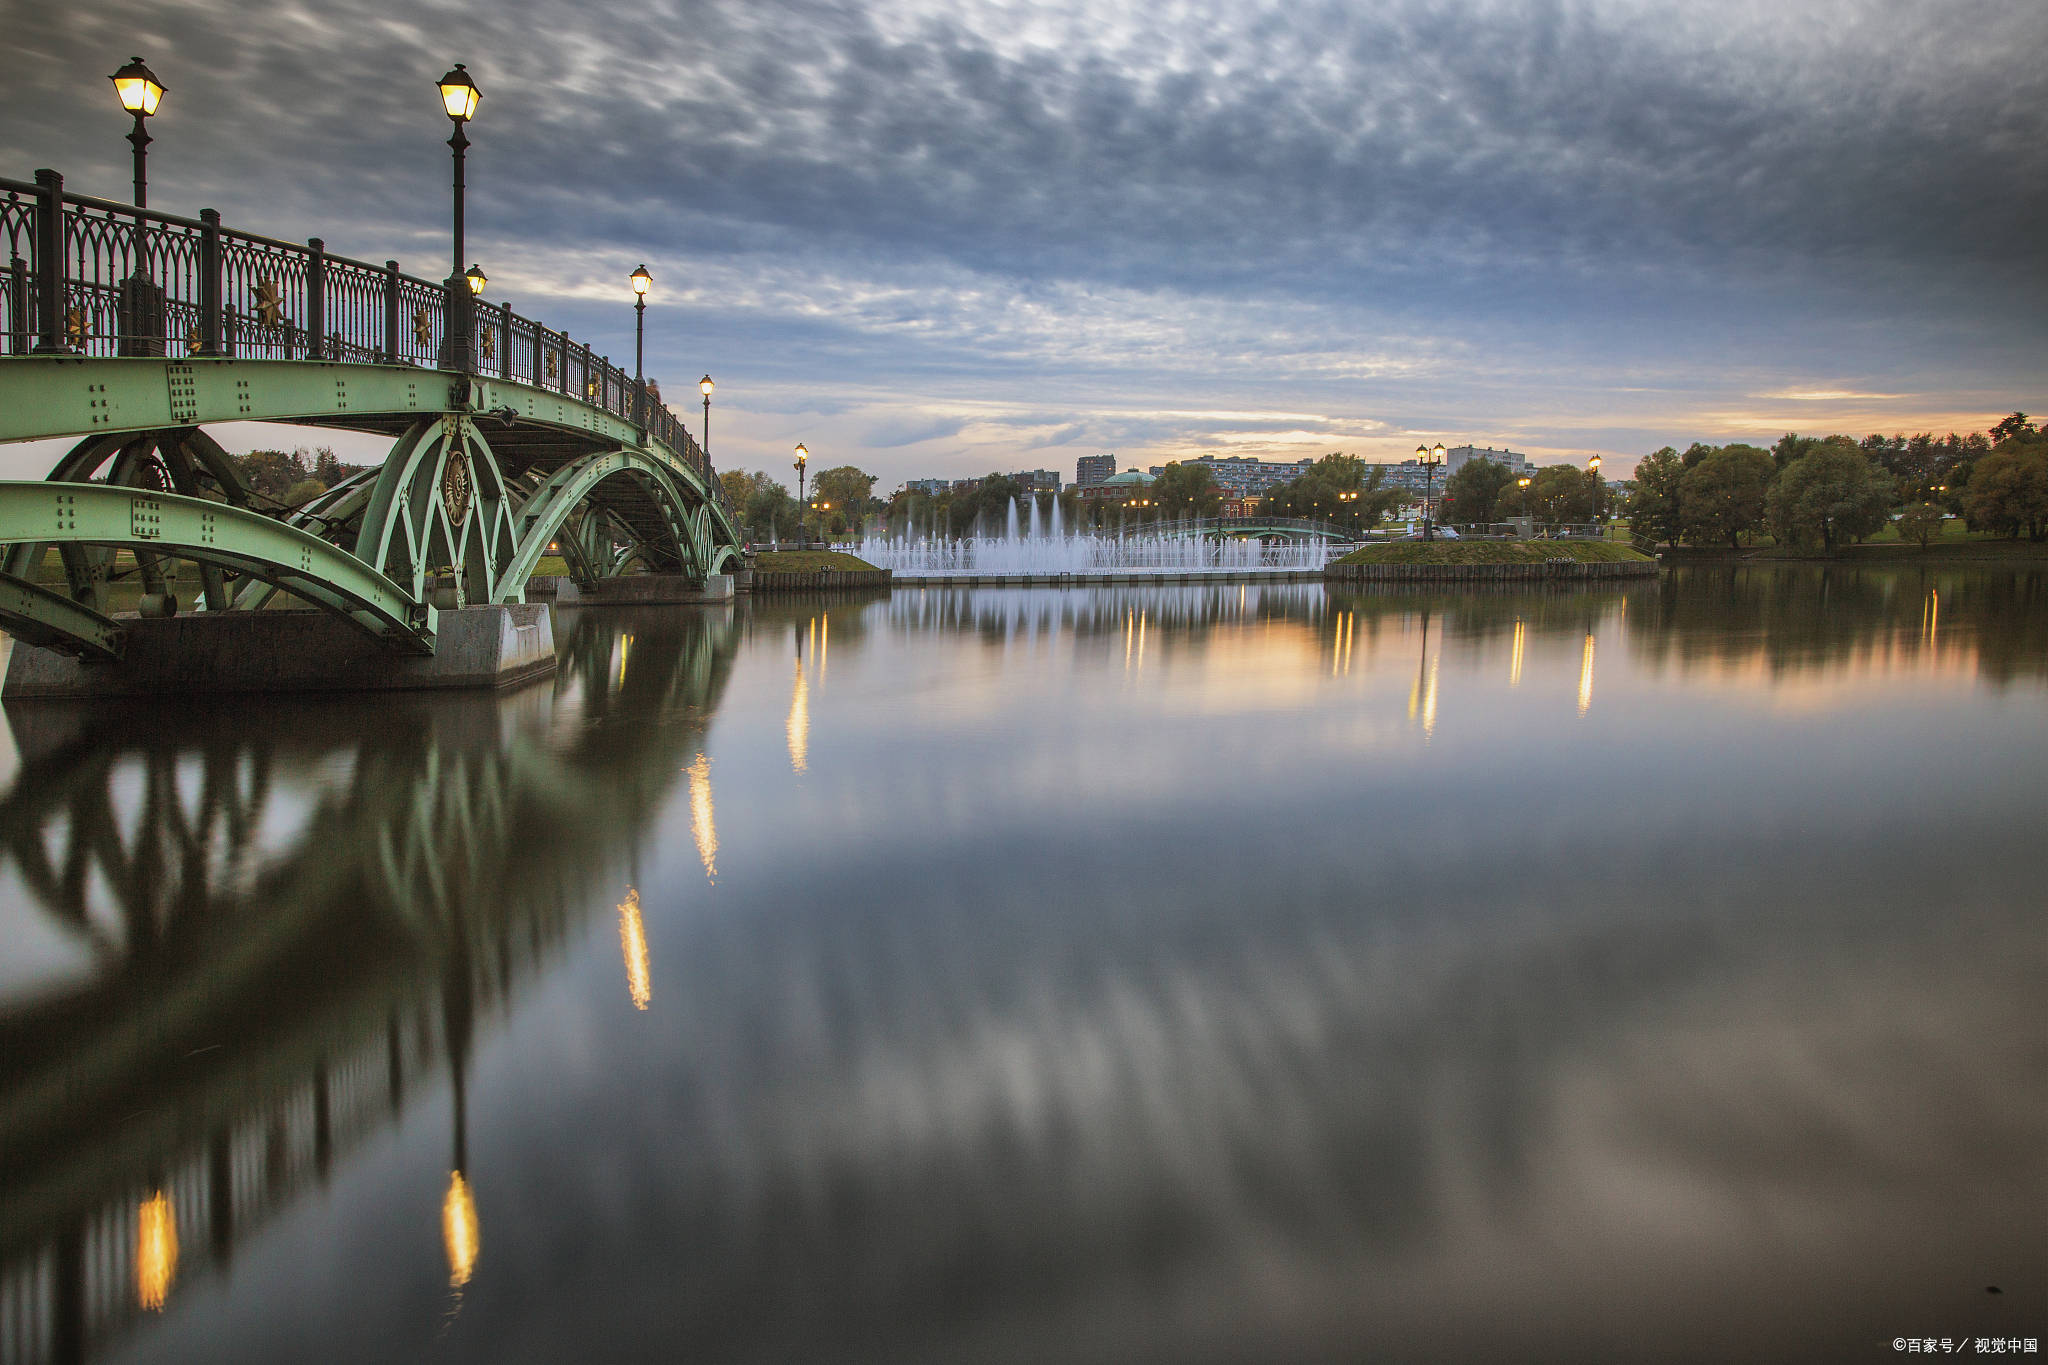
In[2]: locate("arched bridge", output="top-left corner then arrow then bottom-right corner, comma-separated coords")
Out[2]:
0,170 -> 744,663
1151,515 -> 1366,542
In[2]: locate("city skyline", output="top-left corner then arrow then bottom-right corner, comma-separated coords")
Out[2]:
2,0 -> 2041,486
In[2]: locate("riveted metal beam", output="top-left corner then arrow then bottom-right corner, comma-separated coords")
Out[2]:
0,356 -> 744,581
0,357 -> 458,445
0,571 -> 126,661
0,357 -> 666,452
0,482 -> 433,652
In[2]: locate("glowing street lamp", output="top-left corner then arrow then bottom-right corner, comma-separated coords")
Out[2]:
1417,441 -> 1446,541
1587,454 -> 1604,527
627,264 -> 653,426
699,375 -> 714,460
436,62 -> 481,370
794,443 -> 809,545
464,264 -> 487,295
110,56 -> 166,207
629,264 -> 652,381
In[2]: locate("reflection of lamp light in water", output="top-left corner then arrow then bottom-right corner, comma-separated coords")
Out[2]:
1577,633 -> 1596,717
1510,618 -> 1525,687
1422,651 -> 1439,738
137,1189 -> 178,1310
618,888 -> 651,1010
788,656 -> 810,774
688,755 -> 717,882
443,1171 -> 479,1287
1407,607 -> 1436,736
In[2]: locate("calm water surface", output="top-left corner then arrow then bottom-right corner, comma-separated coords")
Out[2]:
0,566 -> 2042,1363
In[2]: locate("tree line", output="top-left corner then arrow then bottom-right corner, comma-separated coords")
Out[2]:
706,409 -> 2048,550
229,446 -> 365,508
1439,459 -> 1604,525
1627,414 -> 2047,549
720,465 -> 878,540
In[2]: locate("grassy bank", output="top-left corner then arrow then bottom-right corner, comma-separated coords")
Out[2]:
1333,540 -> 1652,566
749,550 -> 880,573
1654,538 -> 2048,564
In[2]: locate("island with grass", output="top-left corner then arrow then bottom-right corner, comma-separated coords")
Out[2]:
1326,539 -> 1657,581
748,549 -> 891,591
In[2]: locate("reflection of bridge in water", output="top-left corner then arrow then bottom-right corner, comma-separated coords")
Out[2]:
0,604 -> 737,1365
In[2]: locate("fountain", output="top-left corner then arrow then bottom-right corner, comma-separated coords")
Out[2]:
853,496 -> 1336,581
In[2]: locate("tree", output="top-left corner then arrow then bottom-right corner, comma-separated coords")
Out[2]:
1628,448 -> 1686,546
1771,432 -> 1825,471
1961,442 -> 2048,541
1441,457 -> 1513,526
1765,443 -> 1896,551
234,448 -> 311,503
948,473 -> 1024,536
1528,464 -> 1593,523
1258,455 -> 1405,529
1990,412 -> 2036,445
1895,502 -> 1945,549
719,469 -> 760,507
813,465 -> 878,535
310,447 -> 358,487
1678,444 -> 1774,548
1151,461 -> 1223,517
743,478 -> 798,541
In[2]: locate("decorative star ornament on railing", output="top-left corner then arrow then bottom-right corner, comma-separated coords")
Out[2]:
253,278 -> 285,328
414,308 -> 434,346
480,326 -> 496,362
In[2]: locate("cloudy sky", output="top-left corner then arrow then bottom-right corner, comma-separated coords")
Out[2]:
3,0 -> 2043,484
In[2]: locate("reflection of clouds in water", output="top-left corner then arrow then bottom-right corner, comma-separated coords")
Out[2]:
480,796 -> 2044,1360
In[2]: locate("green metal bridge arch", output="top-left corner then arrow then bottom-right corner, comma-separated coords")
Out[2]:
0,171 -> 747,666
1145,515 -> 1367,543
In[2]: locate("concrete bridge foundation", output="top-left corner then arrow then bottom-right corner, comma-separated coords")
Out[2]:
546,574 -> 734,605
2,603 -> 556,699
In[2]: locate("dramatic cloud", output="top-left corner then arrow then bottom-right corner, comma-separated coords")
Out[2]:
3,0 -> 2042,482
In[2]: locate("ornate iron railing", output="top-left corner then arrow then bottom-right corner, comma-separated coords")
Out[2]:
0,170 -> 728,513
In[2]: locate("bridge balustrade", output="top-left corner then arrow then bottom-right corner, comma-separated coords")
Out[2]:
0,171 -> 728,514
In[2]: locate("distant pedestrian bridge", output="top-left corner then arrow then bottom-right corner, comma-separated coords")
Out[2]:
1152,516 -> 1366,542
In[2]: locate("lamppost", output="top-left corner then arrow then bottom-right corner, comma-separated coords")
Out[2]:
463,265 -> 488,368
628,264 -> 652,426
1516,475 -> 1532,533
109,58 -> 169,357
436,63 -> 481,371
699,375 -> 714,460
110,57 -> 166,208
793,443 -> 809,547
1416,442 -> 1445,540
1587,454 -> 1603,531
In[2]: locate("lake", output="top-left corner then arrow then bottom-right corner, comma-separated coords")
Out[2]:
1,564 -> 2041,1363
